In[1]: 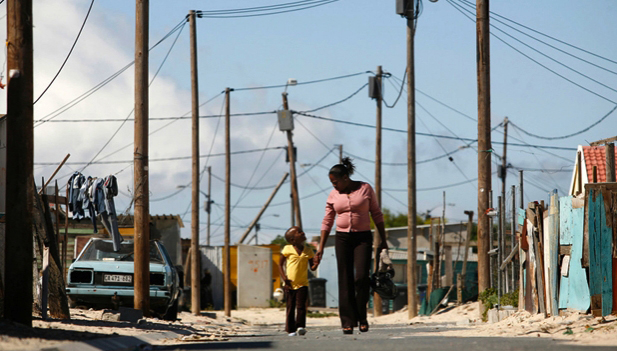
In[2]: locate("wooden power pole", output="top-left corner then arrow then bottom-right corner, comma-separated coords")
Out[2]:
476,0 -> 492,307
606,143 -> 616,182
133,0 -> 150,315
373,65 -> 383,316
224,88 -> 232,317
282,93 -> 303,230
500,117 -> 508,292
207,166 -> 212,246
404,6 -> 418,319
189,9 -> 201,316
4,0 -> 34,327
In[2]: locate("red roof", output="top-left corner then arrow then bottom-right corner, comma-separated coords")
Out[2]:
582,145 -> 617,183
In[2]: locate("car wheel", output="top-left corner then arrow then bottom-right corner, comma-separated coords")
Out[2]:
162,298 -> 179,321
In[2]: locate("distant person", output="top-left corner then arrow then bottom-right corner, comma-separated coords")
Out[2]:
278,226 -> 319,336
315,157 -> 388,334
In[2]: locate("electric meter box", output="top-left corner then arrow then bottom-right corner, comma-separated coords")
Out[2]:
396,0 -> 411,16
368,76 -> 382,99
277,109 -> 294,131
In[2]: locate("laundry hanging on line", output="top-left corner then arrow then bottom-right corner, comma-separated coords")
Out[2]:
67,172 -> 123,252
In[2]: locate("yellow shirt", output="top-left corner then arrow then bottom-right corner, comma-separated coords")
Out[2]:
282,244 -> 314,290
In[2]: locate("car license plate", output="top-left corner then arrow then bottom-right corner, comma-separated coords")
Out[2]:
104,274 -> 132,283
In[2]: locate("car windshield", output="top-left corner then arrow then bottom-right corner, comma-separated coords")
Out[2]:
78,240 -> 165,263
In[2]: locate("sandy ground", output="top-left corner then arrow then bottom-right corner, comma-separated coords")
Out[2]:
0,303 -> 615,350
0,308 -> 257,350
227,302 -> 617,346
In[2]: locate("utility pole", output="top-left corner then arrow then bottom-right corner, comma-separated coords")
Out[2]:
338,144 -> 343,164
606,143 -> 616,182
207,166 -> 212,246
133,0 -> 150,316
224,88 -> 232,317
402,3 -> 418,319
189,9 -> 200,316
282,93 -> 303,230
511,184 -> 516,293
373,66 -> 383,316
519,170 -> 524,208
476,0 -> 491,308
4,0 -> 34,326
497,196 -> 502,306
488,189 -> 493,288
518,170 -> 524,309
500,117 -> 508,293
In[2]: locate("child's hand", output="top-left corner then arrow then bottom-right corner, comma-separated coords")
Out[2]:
311,262 -> 319,271
284,279 -> 292,291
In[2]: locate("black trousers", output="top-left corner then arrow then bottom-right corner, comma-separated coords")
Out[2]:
285,286 -> 308,333
335,231 -> 373,329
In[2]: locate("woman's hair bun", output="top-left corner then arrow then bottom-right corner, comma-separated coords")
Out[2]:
341,157 -> 355,176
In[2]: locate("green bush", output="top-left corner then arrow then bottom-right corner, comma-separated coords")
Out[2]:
478,288 -> 518,321
268,299 -> 285,308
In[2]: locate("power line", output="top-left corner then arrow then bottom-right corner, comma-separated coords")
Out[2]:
298,83 -> 368,113
293,111 -> 576,151
78,20 -> 187,173
34,146 -> 285,167
231,122 -> 280,214
196,0 -> 340,18
33,111 -> 276,123
34,17 -> 187,127
34,0 -> 95,105
457,0 -> 617,67
456,0 -> 617,77
447,0 -> 617,105
95,93 -> 224,164
416,104 -> 475,189
453,1 -> 617,96
197,0 -> 332,14
508,104 -> 617,140
384,176 -> 480,192
231,71 -> 370,92
383,67 -> 406,108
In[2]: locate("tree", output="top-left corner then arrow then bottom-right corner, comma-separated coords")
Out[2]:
270,235 -> 288,249
376,208 -> 429,228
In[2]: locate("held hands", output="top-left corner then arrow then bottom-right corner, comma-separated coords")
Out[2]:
314,250 -> 323,264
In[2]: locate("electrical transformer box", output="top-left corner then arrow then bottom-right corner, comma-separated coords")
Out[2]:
396,0 -> 410,16
277,109 -> 294,131
368,76 -> 382,99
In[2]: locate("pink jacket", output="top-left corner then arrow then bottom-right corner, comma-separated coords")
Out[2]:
321,182 -> 384,233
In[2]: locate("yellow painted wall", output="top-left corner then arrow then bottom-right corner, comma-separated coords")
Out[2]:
224,244 -> 283,295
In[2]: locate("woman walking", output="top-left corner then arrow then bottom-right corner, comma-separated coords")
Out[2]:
314,157 -> 388,334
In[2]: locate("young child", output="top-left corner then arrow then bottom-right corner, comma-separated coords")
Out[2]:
278,226 -> 318,336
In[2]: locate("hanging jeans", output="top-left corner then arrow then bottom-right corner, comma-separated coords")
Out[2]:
335,230 -> 373,329
98,176 -> 122,252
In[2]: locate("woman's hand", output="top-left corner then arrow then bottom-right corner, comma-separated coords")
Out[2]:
314,250 -> 324,264
379,241 -> 389,254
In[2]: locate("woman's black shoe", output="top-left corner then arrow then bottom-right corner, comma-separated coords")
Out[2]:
343,327 -> 353,334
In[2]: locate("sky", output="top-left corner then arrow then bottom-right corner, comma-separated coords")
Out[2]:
8,0 -> 617,246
